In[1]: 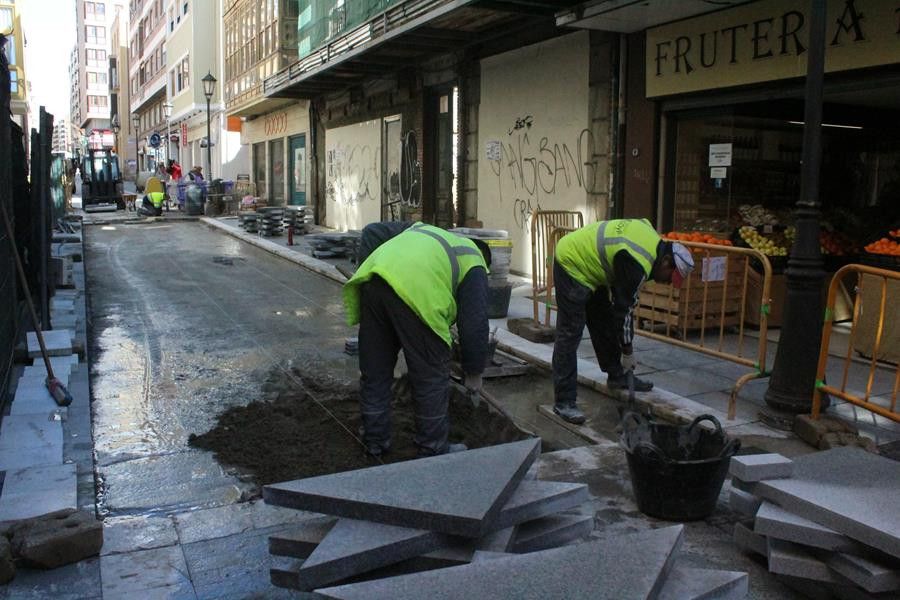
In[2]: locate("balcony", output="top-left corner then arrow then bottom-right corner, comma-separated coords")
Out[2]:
265,0 -> 580,99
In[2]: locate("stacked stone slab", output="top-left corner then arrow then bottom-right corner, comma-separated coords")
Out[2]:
264,439 -> 749,597
283,206 -> 313,234
730,448 -> 900,597
238,212 -> 259,233
306,232 -> 359,259
257,207 -> 284,236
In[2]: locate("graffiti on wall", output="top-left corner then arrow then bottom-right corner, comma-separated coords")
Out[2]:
489,117 -> 602,230
326,143 -> 379,205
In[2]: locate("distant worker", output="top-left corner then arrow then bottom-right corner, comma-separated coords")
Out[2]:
551,219 -> 694,424
343,223 -> 492,458
138,190 -> 165,216
188,166 -> 204,182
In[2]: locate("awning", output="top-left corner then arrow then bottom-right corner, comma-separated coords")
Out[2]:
555,0 -> 753,33
264,0 -> 584,99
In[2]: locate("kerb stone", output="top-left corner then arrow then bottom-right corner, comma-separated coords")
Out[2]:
729,488 -> 761,517
755,501 -> 862,553
511,512 -> 594,554
658,567 -> 749,600
766,538 -> 839,583
827,552 -> 900,593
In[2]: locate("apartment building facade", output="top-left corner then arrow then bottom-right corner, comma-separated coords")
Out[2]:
128,0 -> 168,172
52,118 -> 72,154
1,0 -> 28,151
74,0 -> 120,133
223,0 -> 299,203
109,3 -> 135,176
69,46 -> 81,147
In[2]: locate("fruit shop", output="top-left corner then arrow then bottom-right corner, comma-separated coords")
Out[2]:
625,0 -> 900,327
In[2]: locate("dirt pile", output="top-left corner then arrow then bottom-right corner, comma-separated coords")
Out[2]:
189,368 -> 530,490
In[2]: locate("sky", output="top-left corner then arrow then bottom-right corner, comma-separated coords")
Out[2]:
20,0 -> 77,122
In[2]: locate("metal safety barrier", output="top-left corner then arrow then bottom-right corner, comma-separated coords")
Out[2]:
634,241 -> 773,420
813,264 -> 900,424
531,210 -> 583,324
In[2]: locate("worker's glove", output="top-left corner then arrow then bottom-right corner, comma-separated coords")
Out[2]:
621,353 -> 637,373
464,373 -> 483,394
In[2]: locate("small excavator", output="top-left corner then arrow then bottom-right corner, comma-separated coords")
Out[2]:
78,149 -> 124,212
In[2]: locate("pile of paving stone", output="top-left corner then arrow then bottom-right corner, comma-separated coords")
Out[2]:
306,232 -> 359,259
257,207 -> 285,237
263,439 -> 748,598
729,448 -> 900,598
238,212 -> 259,233
283,206 -> 313,234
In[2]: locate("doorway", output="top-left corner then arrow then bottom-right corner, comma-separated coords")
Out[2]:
424,86 -> 458,227
289,134 -> 306,205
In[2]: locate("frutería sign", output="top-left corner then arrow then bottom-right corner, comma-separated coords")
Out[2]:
646,0 -> 900,97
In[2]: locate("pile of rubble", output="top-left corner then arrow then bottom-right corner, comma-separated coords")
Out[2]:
264,439 -> 748,598
730,448 -> 900,598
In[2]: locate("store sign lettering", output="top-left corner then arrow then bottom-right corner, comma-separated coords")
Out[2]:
646,0 -> 900,97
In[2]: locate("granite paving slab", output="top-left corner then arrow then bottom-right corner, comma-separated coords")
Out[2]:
100,545 -> 196,600
10,386 -> 59,415
728,488 -> 761,518
315,525 -> 684,600
263,438 -> 541,537
27,330 -> 74,358
755,501 -> 863,553
289,519 -> 451,591
0,463 -> 77,522
0,414 -> 63,470
269,516 -> 338,558
101,516 -> 179,556
753,447 -> 900,559
30,354 -> 80,375
729,453 -> 793,482
733,523 -> 767,557
511,512 -> 594,554
828,552 -> 900,593
658,567 -> 749,600
767,537 -> 839,583
1,556 -> 101,600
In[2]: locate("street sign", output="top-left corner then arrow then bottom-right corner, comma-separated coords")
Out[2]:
149,132 -> 162,148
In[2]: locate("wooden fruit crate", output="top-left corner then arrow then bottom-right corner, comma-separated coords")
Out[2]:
637,257 -> 745,332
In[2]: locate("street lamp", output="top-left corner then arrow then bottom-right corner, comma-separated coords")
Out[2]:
131,113 -> 140,181
163,101 -> 173,166
762,0 -> 828,428
110,114 -> 120,151
202,71 -> 216,181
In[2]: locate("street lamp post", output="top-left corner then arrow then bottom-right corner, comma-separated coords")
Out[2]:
131,113 -> 140,182
762,0 -> 828,429
202,71 -> 217,181
110,114 -> 120,152
163,101 -> 173,166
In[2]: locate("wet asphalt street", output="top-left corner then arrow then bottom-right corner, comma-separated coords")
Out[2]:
85,220 -> 359,518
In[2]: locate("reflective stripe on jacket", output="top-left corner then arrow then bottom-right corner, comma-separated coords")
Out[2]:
555,219 -> 660,291
343,223 -> 488,345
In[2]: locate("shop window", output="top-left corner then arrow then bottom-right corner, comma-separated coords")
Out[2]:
253,141 -> 267,198
269,138 -> 285,204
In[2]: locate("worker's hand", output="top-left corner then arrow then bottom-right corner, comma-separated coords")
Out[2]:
464,373 -> 483,393
621,353 -> 637,373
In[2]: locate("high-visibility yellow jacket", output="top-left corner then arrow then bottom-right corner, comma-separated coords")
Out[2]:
343,223 -> 487,345
555,219 -> 660,290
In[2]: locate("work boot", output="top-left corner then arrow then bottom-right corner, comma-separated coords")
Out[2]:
553,403 -> 586,425
364,441 -> 391,458
607,373 -> 654,393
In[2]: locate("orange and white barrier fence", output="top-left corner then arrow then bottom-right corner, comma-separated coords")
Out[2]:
531,211 -> 583,324
634,240 -> 774,420
813,264 -> 900,424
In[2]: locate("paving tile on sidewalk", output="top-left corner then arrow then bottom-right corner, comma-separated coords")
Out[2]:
100,545 -> 196,600
0,463 -> 76,521
2,556 -> 101,600
102,515 -> 180,556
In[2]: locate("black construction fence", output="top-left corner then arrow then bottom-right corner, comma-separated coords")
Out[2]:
0,32 -> 57,409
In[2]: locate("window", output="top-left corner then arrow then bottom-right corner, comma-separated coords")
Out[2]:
4,34 -> 15,66
86,48 -> 106,67
87,71 -> 108,88
9,69 -> 17,95
87,95 -> 108,108
96,2 -> 105,16
0,7 -> 13,32
183,2 -> 188,16
86,25 -> 105,44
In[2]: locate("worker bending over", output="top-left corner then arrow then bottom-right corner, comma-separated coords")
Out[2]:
343,223 -> 491,457
138,190 -> 165,216
551,218 -> 694,424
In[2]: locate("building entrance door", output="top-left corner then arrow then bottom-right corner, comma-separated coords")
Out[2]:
289,134 -> 306,205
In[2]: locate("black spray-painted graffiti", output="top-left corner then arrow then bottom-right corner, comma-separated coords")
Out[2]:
489,128 -> 601,229
512,198 -> 542,231
327,143 -> 379,205
507,115 -> 533,136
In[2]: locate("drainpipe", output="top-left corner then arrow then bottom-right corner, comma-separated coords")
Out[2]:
609,34 -> 627,220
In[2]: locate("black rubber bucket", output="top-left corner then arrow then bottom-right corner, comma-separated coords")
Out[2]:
487,283 -> 512,319
620,413 -> 740,521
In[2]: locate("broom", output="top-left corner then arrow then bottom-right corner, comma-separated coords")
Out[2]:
0,202 -> 73,407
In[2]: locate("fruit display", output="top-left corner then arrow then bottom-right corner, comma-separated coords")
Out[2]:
737,225 -> 790,256
819,230 -> 857,256
664,232 -> 733,246
738,204 -> 779,227
864,237 -> 900,256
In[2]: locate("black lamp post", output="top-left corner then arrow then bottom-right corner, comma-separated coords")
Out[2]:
202,71 -> 216,180
762,0 -> 828,429
110,114 -> 120,151
163,101 -> 173,165
131,113 -> 140,181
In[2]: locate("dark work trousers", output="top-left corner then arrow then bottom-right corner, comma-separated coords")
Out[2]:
359,276 -> 451,455
552,260 -> 623,406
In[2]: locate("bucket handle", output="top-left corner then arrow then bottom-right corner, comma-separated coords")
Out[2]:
620,411 -> 646,433
718,437 -> 742,459
687,414 -> 723,438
